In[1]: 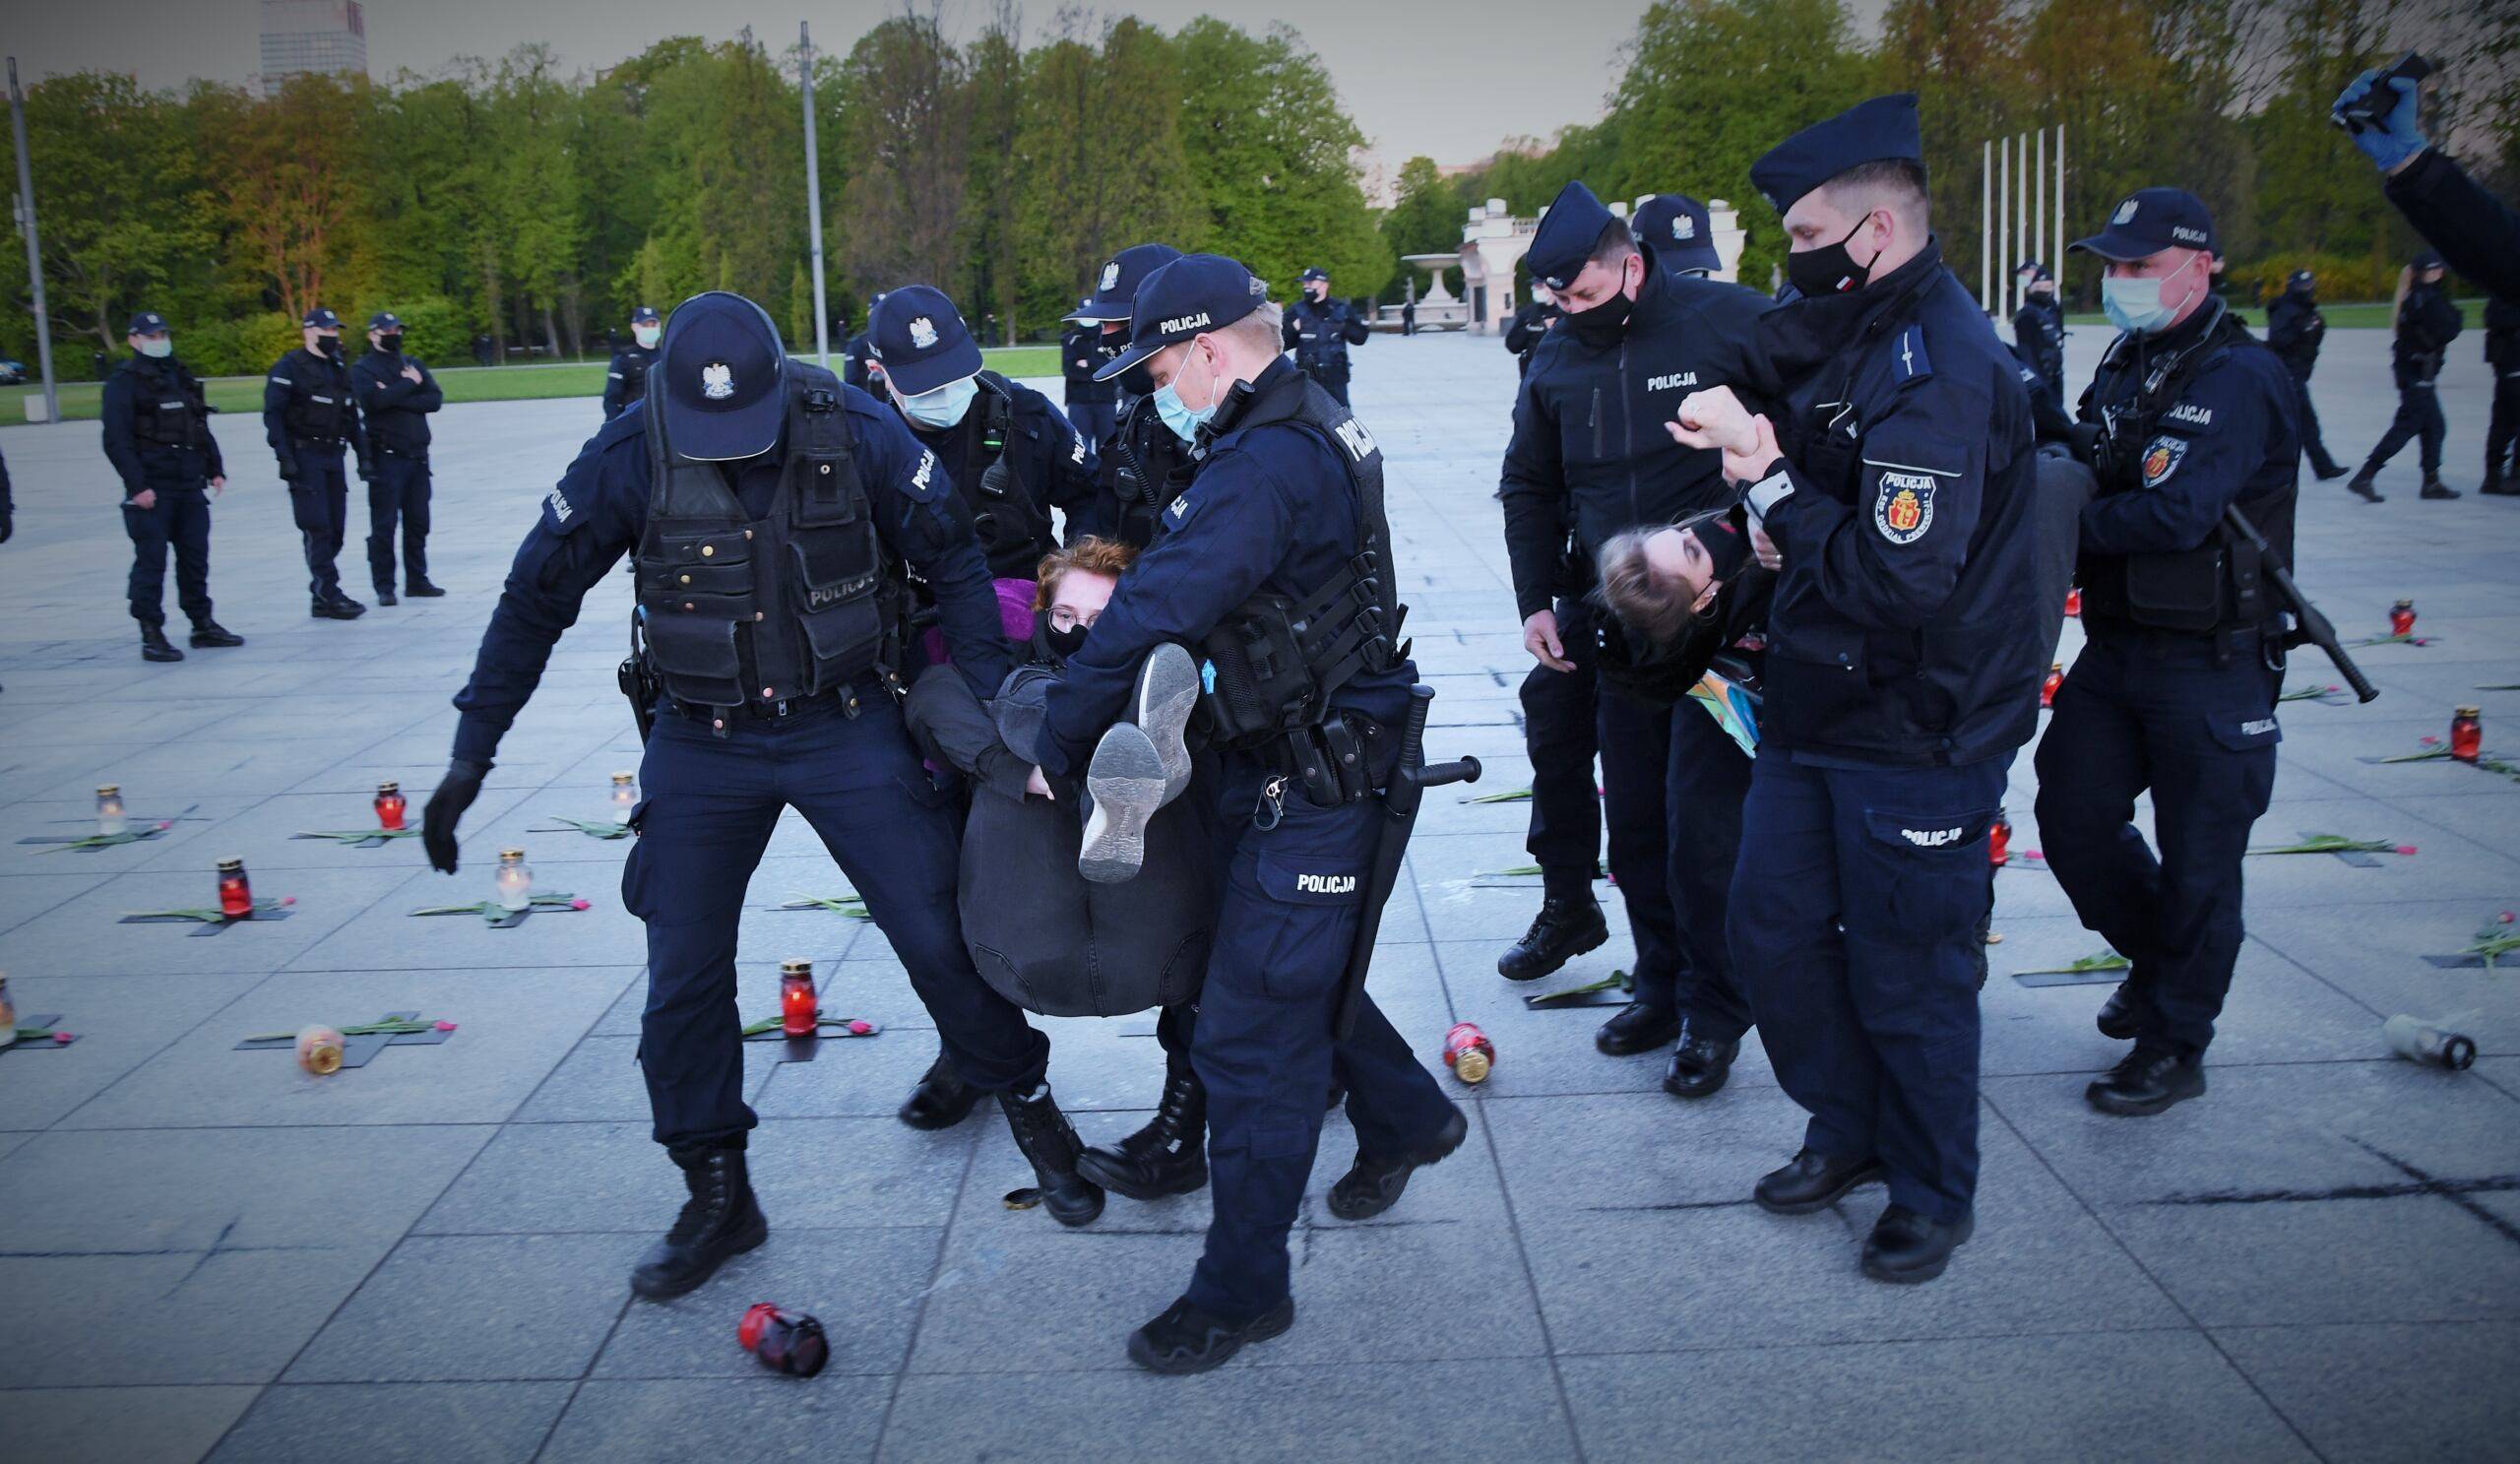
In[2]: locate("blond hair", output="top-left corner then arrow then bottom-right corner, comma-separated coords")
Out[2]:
1595,527 -> 1706,649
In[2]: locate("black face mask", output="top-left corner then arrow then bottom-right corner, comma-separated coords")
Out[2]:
377,334 -> 404,354
1678,507 -> 1752,584
1034,609 -> 1089,664
315,336 -> 342,358
1787,215 -> 1881,299
1561,284 -> 1635,348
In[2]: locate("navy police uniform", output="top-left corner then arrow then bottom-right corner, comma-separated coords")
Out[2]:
603,305 -> 662,420
1632,193 -> 1724,277
1064,244 -> 1191,549
2486,296 -> 2520,494
1060,314 -> 1118,453
1503,299 -> 1558,377
2037,190 -> 2300,1107
1041,257 -> 1459,1340
351,312 -> 445,598
103,312 -> 229,644
2010,264 -> 2066,416
263,306 -> 371,609
444,294 -> 1042,1157
2351,252 -> 2462,495
1731,95 -> 2044,1249
1503,179 -> 1774,1056
2266,272 -> 2344,478
869,286 -> 1097,580
1283,270 -> 1369,406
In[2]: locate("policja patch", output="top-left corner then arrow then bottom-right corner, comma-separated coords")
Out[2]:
1875,472 -> 1935,543
2141,435 -> 2188,487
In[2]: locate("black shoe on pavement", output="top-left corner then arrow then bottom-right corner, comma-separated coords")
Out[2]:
2086,1045 -> 2206,1116
188,620 -> 244,648
1078,1062 -> 1208,1201
2310,459 -> 2348,481
1000,1082 -> 1105,1227
1327,1106 -> 1469,1221
1498,897 -> 1609,981
629,1146 -> 768,1299
2346,473 -> 2383,503
1595,999 -> 1680,1056
897,1050 -> 983,1130
1127,1295 -> 1294,1374
1753,1147 -> 1886,1215
310,598 -> 366,620
2095,981 -> 2139,1041
2420,478 -> 2461,500
1661,1021 -> 1739,1099
406,579 -> 449,597
140,624 -> 184,663
1860,1204 -> 1974,1284
2483,476 -> 2520,497
376,585 -> 398,605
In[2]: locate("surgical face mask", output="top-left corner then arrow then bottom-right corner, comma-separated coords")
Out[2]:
898,375 -> 979,429
1787,213 -> 1882,299
2101,253 -> 2202,335
633,324 -> 662,349
1154,343 -> 1221,443
377,333 -> 404,354
135,336 -> 173,358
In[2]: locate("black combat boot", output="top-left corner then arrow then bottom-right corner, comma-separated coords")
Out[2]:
1595,999 -> 1680,1056
1497,897 -> 1609,981
407,578 -> 449,597
629,1145 -> 768,1300
1860,1205 -> 1974,1284
2095,982 -> 2139,1041
2420,477 -> 2460,500
188,620 -> 244,648
2086,1045 -> 2206,1116
310,596 -> 365,620
2345,470 -> 2383,503
999,1082 -> 1104,1227
1077,1061 -> 1208,1200
897,1049 -> 982,1130
376,585 -> 399,605
1753,1147 -> 1885,1215
1661,1019 -> 1739,1100
2483,472 -> 2520,497
1327,1106 -> 1468,1220
2307,448 -> 2347,481
1128,1295 -> 1294,1374
139,624 -> 184,663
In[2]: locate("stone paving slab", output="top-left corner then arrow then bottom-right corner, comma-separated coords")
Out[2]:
2,329 -> 2516,1460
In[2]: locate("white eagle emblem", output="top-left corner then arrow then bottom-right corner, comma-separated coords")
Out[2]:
1100,261 -> 1120,291
909,317 -> 939,350
2113,198 -> 2139,225
1673,215 -> 1696,240
700,362 -> 733,400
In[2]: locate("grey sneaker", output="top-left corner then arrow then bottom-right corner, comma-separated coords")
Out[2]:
1133,643 -> 1201,802
1080,724 -> 1168,884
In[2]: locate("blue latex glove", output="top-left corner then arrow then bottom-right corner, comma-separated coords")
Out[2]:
2333,68 -> 2426,172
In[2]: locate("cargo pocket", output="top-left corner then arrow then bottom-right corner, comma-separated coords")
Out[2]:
643,615 -> 744,705
1247,849 -> 1365,1003
2204,708 -> 2281,820
1855,804 -> 1997,951
794,541 -> 883,689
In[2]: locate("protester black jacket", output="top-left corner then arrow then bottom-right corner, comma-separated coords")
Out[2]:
2264,287 -> 2325,379
2384,149 -> 2520,301
1059,325 -> 1116,405
1499,258 -> 1771,621
352,347 -> 444,457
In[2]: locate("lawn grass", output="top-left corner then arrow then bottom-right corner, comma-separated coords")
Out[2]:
2,346 -> 1063,424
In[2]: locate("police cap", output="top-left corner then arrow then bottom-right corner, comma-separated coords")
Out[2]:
870,286 -> 984,398
1632,193 -> 1720,274
1750,93 -> 1923,216
301,306 -> 343,329
2070,187 -> 2218,261
2017,261 -> 2052,283
1066,243 -> 1185,324
630,305 -> 662,325
366,311 -> 404,332
1093,253 -> 1266,383
1298,267 -> 1330,284
126,310 -> 169,336
1526,181 -> 1617,291
2413,249 -> 2445,271
655,290 -> 788,462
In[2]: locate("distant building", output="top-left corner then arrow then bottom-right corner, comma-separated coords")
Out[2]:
260,0 -> 367,95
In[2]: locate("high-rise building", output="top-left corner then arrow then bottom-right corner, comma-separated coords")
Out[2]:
260,0 -> 368,95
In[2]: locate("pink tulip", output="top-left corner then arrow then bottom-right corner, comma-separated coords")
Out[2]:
2396,846 -> 2418,856
848,1019 -> 873,1035
2421,736 -> 2441,746
570,897 -> 591,911
279,895 -> 298,907
2500,912 -> 2516,924
434,1020 -> 458,1032
52,1032 -> 73,1044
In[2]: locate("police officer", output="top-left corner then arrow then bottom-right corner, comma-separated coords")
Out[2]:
842,293 -> 887,395
1283,267 -> 1369,406
351,311 -> 446,605
1063,243 -> 1189,549
1674,95 -> 2044,1283
2336,66 -> 2520,301
264,306 -> 370,618
1632,193 -> 1724,279
2486,294 -> 2520,496
1039,255 -> 1465,1372
2346,251 -> 2462,502
1060,300 -> 1119,453
602,305 -> 662,420
2010,263 -> 2066,416
1502,182 -> 1773,1097
103,310 -> 243,662
2265,271 -> 2347,480
1503,284 -> 1558,378
2037,188 -> 2301,1118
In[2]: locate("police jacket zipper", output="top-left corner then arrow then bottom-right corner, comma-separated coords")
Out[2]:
1619,339 -> 1638,526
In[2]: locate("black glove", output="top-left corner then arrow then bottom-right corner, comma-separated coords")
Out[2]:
277,457 -> 301,487
0,509 -> 12,544
422,760 -> 487,874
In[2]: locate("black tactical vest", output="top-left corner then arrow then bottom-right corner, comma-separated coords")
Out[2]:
636,363 -> 899,715
128,359 -> 210,450
282,349 -> 355,442
618,348 -> 654,404
1099,394 -> 1193,549
2080,304 -> 2267,635
937,372 -> 1047,579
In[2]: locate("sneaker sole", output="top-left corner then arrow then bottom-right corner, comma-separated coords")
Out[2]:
1081,725 -> 1167,884
1126,1299 -> 1294,1374
1133,643 -> 1201,801
1497,919 -> 1609,981
1753,1161 -> 1887,1217
2086,1069 -> 2207,1117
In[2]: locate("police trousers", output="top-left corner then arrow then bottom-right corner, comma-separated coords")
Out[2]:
2488,369 -> 2519,479
2285,359 -> 2340,475
2363,370 -> 2445,477
287,442 -> 350,598
2033,630 -> 2279,1057
1731,747 -> 2008,1223
1520,594 -> 1603,903
365,453 -> 431,592
1185,766 -> 1459,1323
1598,685 -> 1753,1036
625,697 -> 1050,1151
123,483 -> 213,626
1064,400 -> 1116,459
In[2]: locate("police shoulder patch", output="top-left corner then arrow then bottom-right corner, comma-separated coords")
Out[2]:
1163,489 -> 1198,531
2140,434 -> 2188,488
540,485 -> 585,535
903,448 -> 944,502
2161,400 -> 2216,431
1874,471 -> 1936,544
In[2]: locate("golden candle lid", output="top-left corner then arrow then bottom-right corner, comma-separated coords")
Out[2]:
1454,1049 -> 1491,1083
780,958 -> 813,976
2455,705 -> 2482,718
97,784 -> 121,796
217,856 -> 243,871
612,771 -> 635,784
378,780 -> 401,795
498,846 -> 526,860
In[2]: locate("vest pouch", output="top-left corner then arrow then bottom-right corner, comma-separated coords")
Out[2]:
791,454 -> 861,528
2124,542 -> 2225,632
639,530 -> 753,616
791,539 -> 884,691
642,613 -> 746,706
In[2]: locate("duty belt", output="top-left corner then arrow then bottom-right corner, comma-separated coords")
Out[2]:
665,684 -> 865,729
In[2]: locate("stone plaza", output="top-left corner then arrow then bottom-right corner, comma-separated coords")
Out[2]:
0,324 -> 2514,1462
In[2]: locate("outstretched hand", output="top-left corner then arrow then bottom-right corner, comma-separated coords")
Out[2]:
422,763 -> 485,874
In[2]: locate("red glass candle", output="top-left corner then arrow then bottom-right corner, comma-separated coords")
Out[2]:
217,857 -> 253,918
780,959 -> 818,1037
2449,706 -> 2482,763
1988,809 -> 2012,867
375,781 -> 408,831
2062,587 -> 2081,618
2390,600 -> 2416,637
1442,1021 -> 1495,1083
2041,663 -> 2064,708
